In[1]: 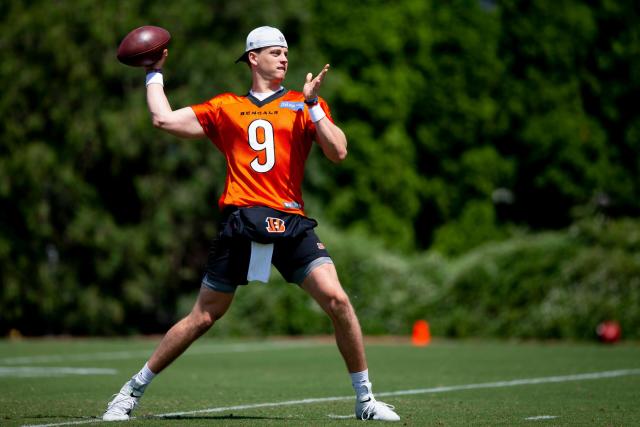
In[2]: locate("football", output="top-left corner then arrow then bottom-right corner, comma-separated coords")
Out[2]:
117,26 -> 171,67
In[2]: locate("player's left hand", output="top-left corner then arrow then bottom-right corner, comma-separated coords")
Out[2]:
303,64 -> 330,102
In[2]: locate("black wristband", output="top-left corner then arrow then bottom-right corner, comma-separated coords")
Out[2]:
304,97 -> 318,105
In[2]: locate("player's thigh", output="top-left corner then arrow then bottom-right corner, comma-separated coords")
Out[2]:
300,262 -> 350,311
191,285 -> 235,321
272,229 -> 332,285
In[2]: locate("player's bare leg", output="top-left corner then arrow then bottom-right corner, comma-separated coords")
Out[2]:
301,263 -> 366,372
148,287 -> 234,372
103,287 -> 234,421
302,264 -> 400,421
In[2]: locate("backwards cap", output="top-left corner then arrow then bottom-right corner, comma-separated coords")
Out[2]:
235,26 -> 288,63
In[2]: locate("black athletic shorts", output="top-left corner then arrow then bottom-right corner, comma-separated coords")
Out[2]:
201,211 -> 332,293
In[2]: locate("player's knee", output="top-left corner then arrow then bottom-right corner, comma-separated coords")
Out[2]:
191,311 -> 217,333
326,291 -> 353,319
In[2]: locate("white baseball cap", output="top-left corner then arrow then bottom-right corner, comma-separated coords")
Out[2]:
235,26 -> 288,63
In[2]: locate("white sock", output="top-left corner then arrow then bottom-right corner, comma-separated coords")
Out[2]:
350,369 -> 372,400
131,362 -> 156,391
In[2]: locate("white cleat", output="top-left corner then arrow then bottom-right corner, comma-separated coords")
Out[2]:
103,380 -> 143,421
355,383 -> 400,421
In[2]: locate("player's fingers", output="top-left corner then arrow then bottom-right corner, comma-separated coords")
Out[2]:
147,49 -> 168,71
316,64 -> 330,82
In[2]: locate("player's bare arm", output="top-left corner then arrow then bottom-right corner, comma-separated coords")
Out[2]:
145,49 -> 205,139
304,64 -> 348,163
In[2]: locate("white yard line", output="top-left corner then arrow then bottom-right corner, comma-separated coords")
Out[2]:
525,415 -> 559,420
327,413 -> 355,419
21,368 -> 640,427
372,368 -> 640,398
0,367 -> 117,378
1,340 -> 322,365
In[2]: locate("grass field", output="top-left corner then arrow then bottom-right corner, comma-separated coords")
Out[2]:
0,337 -> 638,426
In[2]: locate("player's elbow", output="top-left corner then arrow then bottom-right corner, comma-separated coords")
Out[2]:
334,131 -> 348,162
326,149 -> 347,164
334,136 -> 348,162
151,114 -> 169,129
334,146 -> 348,163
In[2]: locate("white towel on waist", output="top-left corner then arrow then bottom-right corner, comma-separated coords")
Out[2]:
247,241 -> 274,283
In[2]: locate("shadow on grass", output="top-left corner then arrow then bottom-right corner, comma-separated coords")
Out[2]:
14,414 -> 309,423
155,414 -> 294,421
13,415 -> 100,420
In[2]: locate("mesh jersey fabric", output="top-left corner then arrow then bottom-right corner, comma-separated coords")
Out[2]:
191,89 -> 333,216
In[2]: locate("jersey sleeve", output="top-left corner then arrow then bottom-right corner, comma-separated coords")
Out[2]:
191,99 -> 220,147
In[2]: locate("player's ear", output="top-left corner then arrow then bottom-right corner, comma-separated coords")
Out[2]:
248,51 -> 259,67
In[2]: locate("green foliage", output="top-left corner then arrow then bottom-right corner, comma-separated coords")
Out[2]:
202,218 -> 640,341
0,0 -> 314,334
1,0 -> 639,336
432,218 -> 640,340
431,200 -> 512,256
497,0 -> 640,225
312,0 -> 507,249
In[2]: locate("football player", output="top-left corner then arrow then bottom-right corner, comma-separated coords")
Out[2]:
104,26 -> 399,422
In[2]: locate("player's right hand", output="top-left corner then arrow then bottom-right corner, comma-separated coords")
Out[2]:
145,49 -> 168,72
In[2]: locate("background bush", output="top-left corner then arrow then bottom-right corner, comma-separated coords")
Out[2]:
1,0 -> 639,339
202,218 -> 640,340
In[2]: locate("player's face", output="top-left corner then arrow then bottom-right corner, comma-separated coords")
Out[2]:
254,46 -> 288,81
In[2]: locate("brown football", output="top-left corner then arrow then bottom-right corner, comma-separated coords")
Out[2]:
117,26 -> 171,67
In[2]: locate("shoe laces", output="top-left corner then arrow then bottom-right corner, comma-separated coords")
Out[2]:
359,397 -> 396,421
106,391 -> 140,413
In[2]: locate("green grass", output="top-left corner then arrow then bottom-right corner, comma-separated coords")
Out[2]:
0,338 -> 639,426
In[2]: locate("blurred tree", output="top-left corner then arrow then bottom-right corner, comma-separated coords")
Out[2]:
1,0 -> 639,334
312,0 -> 507,250
0,0 -> 315,334
496,0 -> 640,227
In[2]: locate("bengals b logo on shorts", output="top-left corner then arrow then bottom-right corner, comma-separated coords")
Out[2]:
265,217 -> 286,233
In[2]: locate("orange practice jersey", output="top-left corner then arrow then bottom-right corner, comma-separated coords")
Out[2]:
191,89 -> 333,216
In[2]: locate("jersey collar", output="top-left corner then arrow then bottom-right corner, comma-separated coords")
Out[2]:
246,87 -> 288,107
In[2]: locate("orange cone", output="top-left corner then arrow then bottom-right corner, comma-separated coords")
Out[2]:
412,320 -> 431,346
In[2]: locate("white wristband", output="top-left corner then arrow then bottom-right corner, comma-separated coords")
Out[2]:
145,71 -> 164,87
309,104 -> 326,123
